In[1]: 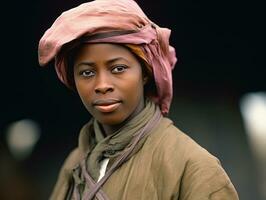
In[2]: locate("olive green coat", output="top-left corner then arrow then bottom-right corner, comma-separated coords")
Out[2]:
50,118 -> 239,200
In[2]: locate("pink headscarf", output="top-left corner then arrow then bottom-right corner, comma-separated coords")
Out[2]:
38,0 -> 177,115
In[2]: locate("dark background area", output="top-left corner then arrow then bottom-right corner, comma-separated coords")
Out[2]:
0,0 -> 265,199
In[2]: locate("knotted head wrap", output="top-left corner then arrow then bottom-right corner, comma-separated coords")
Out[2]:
38,0 -> 177,115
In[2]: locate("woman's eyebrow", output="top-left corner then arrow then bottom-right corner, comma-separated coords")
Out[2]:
75,57 -> 128,68
105,57 -> 128,65
75,61 -> 95,68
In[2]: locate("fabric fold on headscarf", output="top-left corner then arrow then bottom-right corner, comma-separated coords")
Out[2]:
38,0 -> 177,115
70,100 -> 162,199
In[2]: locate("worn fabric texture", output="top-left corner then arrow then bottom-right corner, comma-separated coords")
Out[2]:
70,100 -> 162,199
38,0 -> 177,115
50,118 -> 239,200
86,100 -> 160,181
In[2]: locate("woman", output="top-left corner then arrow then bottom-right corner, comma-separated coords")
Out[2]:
38,0 -> 239,199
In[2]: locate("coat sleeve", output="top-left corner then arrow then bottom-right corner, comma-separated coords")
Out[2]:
151,122 -> 239,200
49,148 -> 80,200
209,181 -> 239,200
179,148 -> 239,200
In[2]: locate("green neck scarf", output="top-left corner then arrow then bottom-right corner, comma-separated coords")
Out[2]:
87,99 -> 160,180
71,100 -> 162,200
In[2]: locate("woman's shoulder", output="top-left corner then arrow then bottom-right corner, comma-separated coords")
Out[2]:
49,148 -> 80,200
146,117 -> 239,199
148,117 -> 218,163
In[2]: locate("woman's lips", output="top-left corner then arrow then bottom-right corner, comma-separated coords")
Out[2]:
93,99 -> 121,113
95,103 -> 121,113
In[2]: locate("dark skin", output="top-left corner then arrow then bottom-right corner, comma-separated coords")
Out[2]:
73,43 -> 148,136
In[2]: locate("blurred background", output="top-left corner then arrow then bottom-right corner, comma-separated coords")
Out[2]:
0,0 -> 265,199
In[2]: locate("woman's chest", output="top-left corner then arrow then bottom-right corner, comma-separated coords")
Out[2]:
102,151 -> 181,200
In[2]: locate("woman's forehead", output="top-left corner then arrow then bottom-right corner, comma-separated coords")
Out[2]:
72,43 -> 138,65
74,43 -> 138,62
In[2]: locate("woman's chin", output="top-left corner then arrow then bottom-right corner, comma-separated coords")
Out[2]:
95,114 -> 127,127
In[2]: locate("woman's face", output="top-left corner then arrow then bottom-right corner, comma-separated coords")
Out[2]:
74,43 -> 146,126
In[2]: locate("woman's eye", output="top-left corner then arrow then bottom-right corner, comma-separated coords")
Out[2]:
80,70 -> 95,77
112,65 -> 127,73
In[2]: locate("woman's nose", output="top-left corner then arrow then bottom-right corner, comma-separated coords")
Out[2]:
94,73 -> 114,94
